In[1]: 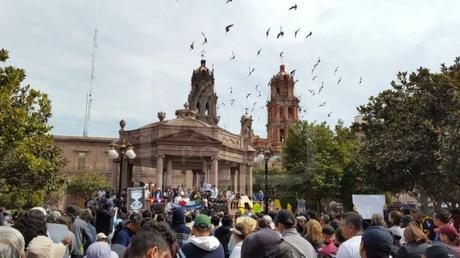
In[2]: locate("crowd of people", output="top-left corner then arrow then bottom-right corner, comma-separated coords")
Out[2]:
2,189 -> 460,258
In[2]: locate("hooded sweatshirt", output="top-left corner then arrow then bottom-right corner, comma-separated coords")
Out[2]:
171,208 -> 191,248
177,236 -> 225,258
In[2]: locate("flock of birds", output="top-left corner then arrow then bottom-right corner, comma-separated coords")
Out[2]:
187,1 -> 364,125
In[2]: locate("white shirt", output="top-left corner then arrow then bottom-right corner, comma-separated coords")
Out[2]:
336,235 -> 362,258
229,241 -> 242,258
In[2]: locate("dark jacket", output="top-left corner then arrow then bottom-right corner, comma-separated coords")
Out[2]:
177,236 -> 225,258
95,208 -> 112,235
214,226 -> 232,258
171,208 -> 191,248
112,225 -> 134,247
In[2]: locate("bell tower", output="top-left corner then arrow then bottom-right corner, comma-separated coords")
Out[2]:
266,64 -> 300,152
188,59 -> 219,125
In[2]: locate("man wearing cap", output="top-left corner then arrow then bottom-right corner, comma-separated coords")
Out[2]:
177,214 -> 225,258
337,212 -> 363,258
436,224 -> 460,257
112,215 -> 142,247
274,210 -> 316,258
359,226 -> 393,258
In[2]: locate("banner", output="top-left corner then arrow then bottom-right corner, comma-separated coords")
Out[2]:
128,187 -> 146,211
352,194 -> 385,219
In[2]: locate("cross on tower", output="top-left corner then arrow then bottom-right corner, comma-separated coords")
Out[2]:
200,49 -> 206,59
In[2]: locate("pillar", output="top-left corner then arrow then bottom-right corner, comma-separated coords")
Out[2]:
211,158 -> 219,188
248,166 -> 253,197
166,159 -> 173,188
203,160 -> 209,184
185,170 -> 193,189
232,168 -> 238,192
156,156 -> 164,191
239,164 -> 247,194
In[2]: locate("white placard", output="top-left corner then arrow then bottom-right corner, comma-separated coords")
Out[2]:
352,194 -> 385,219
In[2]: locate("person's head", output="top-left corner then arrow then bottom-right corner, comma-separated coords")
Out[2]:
370,213 -> 386,227
85,242 -> 117,258
401,215 -> 414,228
138,220 -> 177,257
13,212 -> 47,248
25,236 -> 66,258
389,211 -> 402,226
236,216 -> 257,232
425,243 -> 456,258
295,215 -> 307,228
128,221 -> 172,258
211,215 -> 220,227
274,210 -> 296,232
221,215 -> 233,227
192,214 -> 212,237
0,226 -> 25,258
142,210 -> 152,219
232,220 -> 254,243
434,210 -> 451,227
304,219 -> 323,245
339,212 -> 362,240
436,224 -> 460,246
258,215 -> 273,229
241,228 -> 283,258
322,226 -> 335,242
57,215 -> 72,230
319,213 -> 331,226
80,209 -> 93,224
47,211 -> 61,224
403,225 -> 428,244
360,226 -> 393,258
127,215 -> 143,234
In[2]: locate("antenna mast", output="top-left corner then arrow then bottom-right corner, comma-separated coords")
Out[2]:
83,29 -> 97,137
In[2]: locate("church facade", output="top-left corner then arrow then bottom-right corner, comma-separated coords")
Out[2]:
54,60 -> 299,204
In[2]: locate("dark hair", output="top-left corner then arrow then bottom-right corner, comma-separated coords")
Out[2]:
435,210 -> 451,224
58,215 -> 73,229
343,212 -> 363,232
389,211 -> 402,226
322,225 -> 335,236
65,206 -> 79,222
130,220 -> 174,257
307,210 -> 317,220
142,210 -> 152,219
221,215 -> 233,227
13,212 -> 47,247
321,213 -> 331,224
80,209 -> 94,224
335,228 -> 346,244
401,215 -> 414,228
211,216 -> 220,227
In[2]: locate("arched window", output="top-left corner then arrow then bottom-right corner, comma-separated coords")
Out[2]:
205,102 -> 209,115
279,129 -> 285,142
196,102 -> 200,112
279,107 -> 284,118
276,87 -> 280,95
288,107 -> 293,118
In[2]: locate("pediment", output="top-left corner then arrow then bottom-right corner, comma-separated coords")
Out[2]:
156,130 -> 221,144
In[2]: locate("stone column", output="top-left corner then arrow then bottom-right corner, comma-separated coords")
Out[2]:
211,157 -> 219,188
111,161 -> 119,191
247,166 -> 253,197
232,168 -> 238,192
156,156 -> 164,191
166,159 -> 173,188
239,164 -> 247,194
202,160 -> 208,183
185,170 -> 193,189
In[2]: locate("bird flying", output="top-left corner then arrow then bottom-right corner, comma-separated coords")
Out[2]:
230,50 -> 236,60
201,32 -> 208,45
225,24 -> 234,33
294,27 -> 301,38
256,48 -> 262,56
266,27 -> 270,38
337,77 -> 343,85
246,93 -> 252,99
289,4 -> 297,10
277,26 -> 284,38
305,31 -> 312,39
319,101 -> 326,107
334,66 -> 339,75
189,41 -> 194,51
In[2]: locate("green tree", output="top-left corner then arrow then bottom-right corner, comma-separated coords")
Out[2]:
66,170 -> 111,201
282,121 -> 359,211
355,58 -> 460,205
0,49 -> 65,207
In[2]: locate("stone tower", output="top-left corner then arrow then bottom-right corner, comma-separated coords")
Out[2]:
266,64 -> 300,152
188,59 -> 219,125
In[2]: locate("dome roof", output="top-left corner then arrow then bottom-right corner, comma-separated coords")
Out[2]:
273,64 -> 292,80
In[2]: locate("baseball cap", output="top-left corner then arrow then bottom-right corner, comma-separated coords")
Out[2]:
84,242 -> 118,258
274,210 -> 296,228
241,228 -> 282,258
361,226 -> 393,257
96,233 -> 108,241
425,243 -> 456,258
193,214 -> 212,230
25,236 -> 66,258
296,215 -> 307,222
435,224 -> 460,238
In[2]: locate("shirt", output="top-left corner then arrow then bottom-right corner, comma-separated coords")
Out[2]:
336,235 -> 362,258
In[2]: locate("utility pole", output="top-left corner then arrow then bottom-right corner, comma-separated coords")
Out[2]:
83,29 -> 97,137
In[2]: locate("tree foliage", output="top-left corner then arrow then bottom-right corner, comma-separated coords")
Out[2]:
0,49 -> 66,201
354,58 -> 460,204
282,120 -> 360,210
66,170 -> 111,201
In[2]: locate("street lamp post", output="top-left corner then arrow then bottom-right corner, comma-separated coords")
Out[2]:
254,152 -> 279,214
108,138 -> 136,205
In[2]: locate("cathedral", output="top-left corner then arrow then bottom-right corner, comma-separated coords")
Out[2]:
55,59 -> 299,207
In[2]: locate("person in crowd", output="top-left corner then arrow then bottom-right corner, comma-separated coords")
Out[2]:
84,242 -> 118,258
334,228 -> 346,246
112,214 -> 142,247
129,220 -> 174,258
257,215 -> 274,230
425,243 -> 456,258
142,210 -> 152,219
0,226 -> 25,258
318,226 -> 337,257
388,211 -> 403,250
370,213 -> 386,227
25,236 -> 67,258
211,215 -> 221,235
451,208 -> 460,232
295,215 -> 307,235
435,224 -> 460,257
241,227 -> 301,258
320,214 -> 331,227
359,226 -> 393,258
171,208 -> 191,249
65,206 -> 94,258
177,214 -> 225,258
95,201 -> 112,236
304,219 -> 323,250
46,210 -> 77,258
395,225 -> 430,258
13,209 -> 48,248
336,212 -> 363,258
96,233 -> 108,242
81,209 -> 97,242
274,209 -> 316,257
214,215 -> 233,258
434,210 -> 452,242
229,220 -> 253,258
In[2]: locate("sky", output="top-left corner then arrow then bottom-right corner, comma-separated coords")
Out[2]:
1,0 -> 459,138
